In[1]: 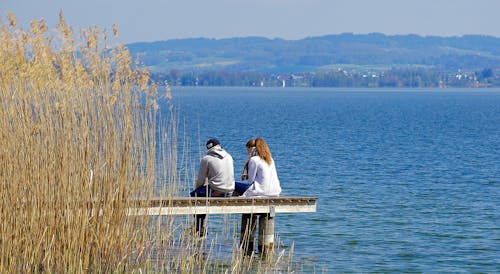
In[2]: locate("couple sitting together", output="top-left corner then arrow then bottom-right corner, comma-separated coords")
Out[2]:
190,137 -> 281,238
190,137 -> 281,198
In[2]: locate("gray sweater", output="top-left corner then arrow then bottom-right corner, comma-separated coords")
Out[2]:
195,145 -> 235,193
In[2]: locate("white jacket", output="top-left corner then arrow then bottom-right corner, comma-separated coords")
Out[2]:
242,156 -> 281,197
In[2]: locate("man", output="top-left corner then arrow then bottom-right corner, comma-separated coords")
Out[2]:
190,138 -> 235,236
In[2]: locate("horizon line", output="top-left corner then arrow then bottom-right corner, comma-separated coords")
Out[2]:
126,32 -> 500,44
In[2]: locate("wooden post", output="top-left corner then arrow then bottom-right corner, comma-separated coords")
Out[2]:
240,213 -> 257,256
257,214 -> 265,254
260,206 -> 275,257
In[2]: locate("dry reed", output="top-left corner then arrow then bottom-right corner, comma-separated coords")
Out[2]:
0,12 -> 297,273
0,11 -> 160,272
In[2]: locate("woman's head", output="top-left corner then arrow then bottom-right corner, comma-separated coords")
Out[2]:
245,139 -> 256,154
254,137 -> 272,165
246,139 -> 256,149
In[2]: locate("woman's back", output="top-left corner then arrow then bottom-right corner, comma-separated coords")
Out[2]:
242,155 -> 281,197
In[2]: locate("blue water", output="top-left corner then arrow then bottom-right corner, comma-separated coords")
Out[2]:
162,87 -> 500,272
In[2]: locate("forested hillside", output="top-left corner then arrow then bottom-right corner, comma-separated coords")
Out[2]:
127,33 -> 500,87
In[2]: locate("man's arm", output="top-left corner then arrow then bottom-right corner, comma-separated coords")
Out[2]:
195,158 -> 208,188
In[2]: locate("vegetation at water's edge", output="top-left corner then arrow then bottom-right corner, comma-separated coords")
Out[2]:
127,34 -> 500,88
150,67 -> 499,88
0,12 -> 303,273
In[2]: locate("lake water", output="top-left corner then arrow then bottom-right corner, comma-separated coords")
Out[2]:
161,87 -> 499,272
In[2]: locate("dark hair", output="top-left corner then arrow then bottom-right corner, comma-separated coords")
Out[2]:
246,139 -> 256,148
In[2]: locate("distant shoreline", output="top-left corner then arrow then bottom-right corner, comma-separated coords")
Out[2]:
167,86 -> 500,92
130,34 -> 500,88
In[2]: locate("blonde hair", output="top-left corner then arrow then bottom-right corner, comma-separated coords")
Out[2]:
254,137 -> 272,165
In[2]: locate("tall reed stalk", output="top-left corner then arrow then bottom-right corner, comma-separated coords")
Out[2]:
1,12 -> 298,273
0,12 -> 157,272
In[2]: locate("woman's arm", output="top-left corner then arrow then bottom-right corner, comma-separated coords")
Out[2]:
247,157 -> 258,184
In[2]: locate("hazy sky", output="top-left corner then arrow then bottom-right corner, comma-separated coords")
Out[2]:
2,0 -> 500,44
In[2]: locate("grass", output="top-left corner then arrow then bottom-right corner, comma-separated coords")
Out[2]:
0,12 -> 300,273
148,57 -> 241,73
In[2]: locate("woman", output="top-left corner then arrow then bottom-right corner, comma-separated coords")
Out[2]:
238,137 -> 281,197
237,138 -> 281,255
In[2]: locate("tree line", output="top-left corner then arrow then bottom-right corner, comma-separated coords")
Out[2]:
151,68 -> 500,88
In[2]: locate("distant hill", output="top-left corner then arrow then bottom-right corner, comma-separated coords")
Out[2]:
127,33 -> 500,74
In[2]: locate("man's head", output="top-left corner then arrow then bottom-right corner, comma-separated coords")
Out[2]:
206,138 -> 221,150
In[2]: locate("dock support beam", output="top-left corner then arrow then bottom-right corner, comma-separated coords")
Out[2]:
259,206 -> 275,257
240,206 -> 276,257
240,213 -> 257,256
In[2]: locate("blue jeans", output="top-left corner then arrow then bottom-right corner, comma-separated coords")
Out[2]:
190,185 -> 232,197
234,182 -> 251,196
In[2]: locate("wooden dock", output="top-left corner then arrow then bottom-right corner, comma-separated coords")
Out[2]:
128,196 -> 317,216
128,196 -> 318,256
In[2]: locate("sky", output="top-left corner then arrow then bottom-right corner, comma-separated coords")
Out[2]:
2,0 -> 500,44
